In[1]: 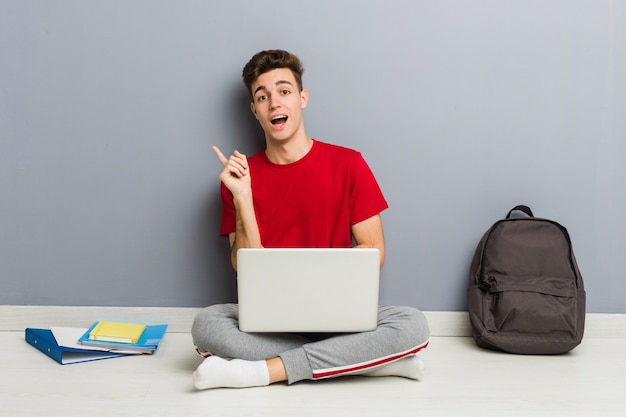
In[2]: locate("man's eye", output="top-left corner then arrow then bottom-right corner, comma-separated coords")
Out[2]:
257,95 -> 267,102
281,90 -> 290,95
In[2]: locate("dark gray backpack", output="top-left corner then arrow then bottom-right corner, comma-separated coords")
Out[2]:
468,205 -> 586,354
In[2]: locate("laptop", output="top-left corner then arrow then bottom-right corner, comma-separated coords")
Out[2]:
236,248 -> 380,333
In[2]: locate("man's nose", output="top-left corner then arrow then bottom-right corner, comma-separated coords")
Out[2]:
269,95 -> 281,109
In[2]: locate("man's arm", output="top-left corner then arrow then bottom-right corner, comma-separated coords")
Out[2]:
351,214 -> 386,269
213,146 -> 262,270
228,188 -> 263,270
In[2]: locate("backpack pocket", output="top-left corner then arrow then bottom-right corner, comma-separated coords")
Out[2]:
480,275 -> 579,337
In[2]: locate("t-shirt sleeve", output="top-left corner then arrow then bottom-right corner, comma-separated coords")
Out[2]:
348,153 -> 389,225
219,182 -> 236,237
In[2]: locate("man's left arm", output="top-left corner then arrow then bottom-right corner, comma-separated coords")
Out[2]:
351,214 -> 386,269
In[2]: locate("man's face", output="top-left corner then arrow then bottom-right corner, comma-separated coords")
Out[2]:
250,68 -> 308,143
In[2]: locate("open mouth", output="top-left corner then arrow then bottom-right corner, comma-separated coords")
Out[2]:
271,115 -> 288,126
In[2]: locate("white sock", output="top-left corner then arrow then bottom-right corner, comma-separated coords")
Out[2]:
192,356 -> 270,390
362,355 -> 424,380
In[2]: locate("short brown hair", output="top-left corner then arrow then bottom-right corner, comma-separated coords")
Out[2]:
242,50 -> 304,97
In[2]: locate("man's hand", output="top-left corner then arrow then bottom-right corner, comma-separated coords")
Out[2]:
212,146 -> 262,269
212,146 -> 251,197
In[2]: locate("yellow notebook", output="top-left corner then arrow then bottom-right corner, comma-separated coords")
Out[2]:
88,321 -> 146,344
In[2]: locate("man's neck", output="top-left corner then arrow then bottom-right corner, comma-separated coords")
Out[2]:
265,135 -> 314,165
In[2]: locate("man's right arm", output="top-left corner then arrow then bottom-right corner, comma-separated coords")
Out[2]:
228,186 -> 262,270
213,146 -> 263,270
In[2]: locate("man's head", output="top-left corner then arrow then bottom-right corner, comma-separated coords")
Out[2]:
243,50 -> 309,148
242,50 -> 304,98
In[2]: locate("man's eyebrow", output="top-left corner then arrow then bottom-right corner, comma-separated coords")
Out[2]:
253,80 -> 294,96
275,80 -> 294,88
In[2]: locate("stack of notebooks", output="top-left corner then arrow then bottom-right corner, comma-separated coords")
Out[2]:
25,321 -> 168,365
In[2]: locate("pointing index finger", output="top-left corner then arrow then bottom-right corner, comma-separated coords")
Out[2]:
212,146 -> 228,166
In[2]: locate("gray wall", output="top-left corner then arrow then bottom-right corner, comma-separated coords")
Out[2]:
1,0 -> 624,313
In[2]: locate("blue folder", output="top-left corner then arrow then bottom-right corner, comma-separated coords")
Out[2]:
25,328 -> 128,365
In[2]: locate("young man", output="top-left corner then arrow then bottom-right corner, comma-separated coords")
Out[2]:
191,50 -> 430,389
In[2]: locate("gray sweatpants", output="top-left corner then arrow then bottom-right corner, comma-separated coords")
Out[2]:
191,303 -> 430,384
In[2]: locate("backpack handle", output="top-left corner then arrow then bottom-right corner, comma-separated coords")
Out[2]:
506,205 -> 534,219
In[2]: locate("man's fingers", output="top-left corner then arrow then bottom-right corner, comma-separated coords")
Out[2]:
233,150 -> 248,169
213,146 -> 248,169
212,146 -> 249,179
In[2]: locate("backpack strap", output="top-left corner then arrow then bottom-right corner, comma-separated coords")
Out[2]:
506,205 -> 534,219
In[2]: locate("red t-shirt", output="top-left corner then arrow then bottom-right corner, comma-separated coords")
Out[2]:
219,140 -> 388,247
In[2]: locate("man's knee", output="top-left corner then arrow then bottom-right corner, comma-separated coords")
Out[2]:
379,306 -> 430,347
191,303 -> 239,352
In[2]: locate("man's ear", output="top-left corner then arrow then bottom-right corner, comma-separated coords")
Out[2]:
250,101 -> 258,119
300,89 -> 309,109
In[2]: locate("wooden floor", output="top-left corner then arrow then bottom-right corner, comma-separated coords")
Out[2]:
2,326 -> 625,417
